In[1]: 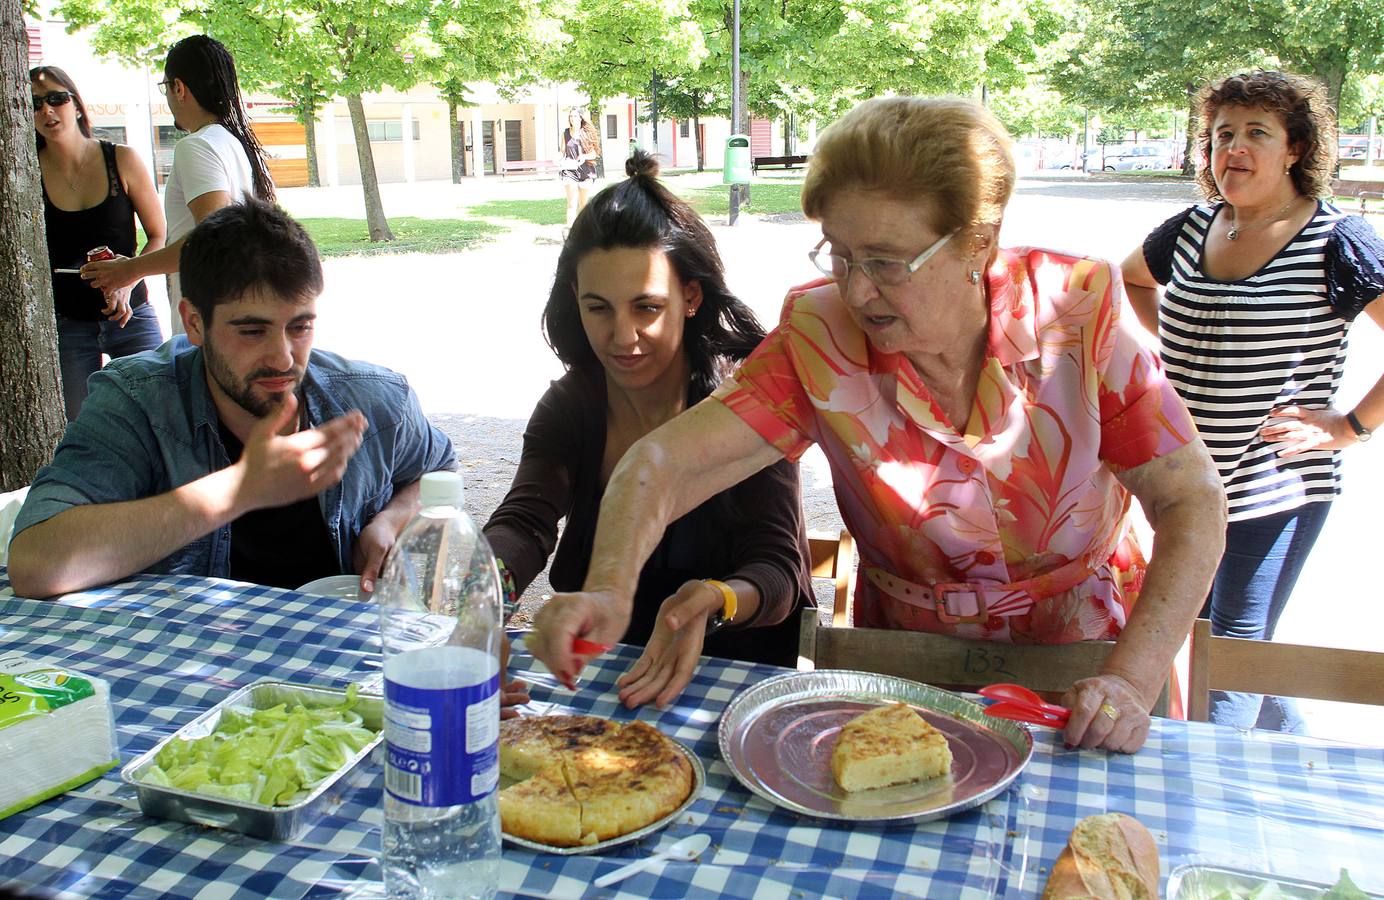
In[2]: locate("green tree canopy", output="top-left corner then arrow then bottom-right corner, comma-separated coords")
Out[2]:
543,0 -> 707,107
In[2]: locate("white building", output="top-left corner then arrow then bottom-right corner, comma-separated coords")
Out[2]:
25,9 -> 808,189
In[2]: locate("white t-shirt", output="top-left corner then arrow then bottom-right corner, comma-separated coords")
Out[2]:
164,123 -> 256,333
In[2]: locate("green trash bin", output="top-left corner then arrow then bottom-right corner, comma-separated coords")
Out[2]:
723,134 -> 751,185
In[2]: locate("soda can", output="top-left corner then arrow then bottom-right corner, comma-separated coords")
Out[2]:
86,246 -> 116,262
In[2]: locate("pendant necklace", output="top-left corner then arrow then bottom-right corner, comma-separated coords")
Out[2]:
1226,197 -> 1298,241
59,140 -> 94,195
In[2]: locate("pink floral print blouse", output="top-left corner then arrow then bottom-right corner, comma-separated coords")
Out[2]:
713,248 -> 1198,644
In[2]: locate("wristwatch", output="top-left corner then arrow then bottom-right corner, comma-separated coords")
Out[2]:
1346,410 -> 1373,443
702,579 -> 738,634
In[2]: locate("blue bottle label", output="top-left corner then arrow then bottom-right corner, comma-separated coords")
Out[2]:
383,673 -> 500,806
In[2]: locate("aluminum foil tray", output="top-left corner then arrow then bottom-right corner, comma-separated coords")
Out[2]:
121,680 -> 382,841
1167,863 -> 1383,898
500,737 -> 705,856
718,670 -> 1032,824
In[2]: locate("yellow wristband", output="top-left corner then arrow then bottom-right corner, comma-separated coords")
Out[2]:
702,578 -> 737,624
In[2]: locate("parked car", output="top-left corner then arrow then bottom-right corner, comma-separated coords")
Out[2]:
1058,150 -> 1106,172
1109,145 -> 1173,171
1339,135 -> 1382,162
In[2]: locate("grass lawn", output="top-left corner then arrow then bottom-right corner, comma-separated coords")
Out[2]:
297,217 -> 503,257
467,178 -> 808,225
681,181 -> 805,217
469,198 -> 567,226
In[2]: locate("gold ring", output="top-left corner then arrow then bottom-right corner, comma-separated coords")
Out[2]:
1099,702 -> 1121,723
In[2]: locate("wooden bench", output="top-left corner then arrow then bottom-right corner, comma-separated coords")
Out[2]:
751,154 -> 809,172
1333,173 -> 1384,215
499,159 -> 560,177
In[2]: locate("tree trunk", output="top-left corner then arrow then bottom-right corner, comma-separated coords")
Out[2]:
1182,85 -> 1198,177
693,100 -> 704,173
345,93 -> 393,242
736,69 -> 750,206
1318,66 -> 1346,121
589,96 -> 605,179
0,5 -> 65,490
648,76 -> 659,155
447,95 -> 465,183
301,78 -> 320,188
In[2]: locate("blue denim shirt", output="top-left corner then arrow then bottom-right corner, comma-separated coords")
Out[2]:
14,337 -> 456,579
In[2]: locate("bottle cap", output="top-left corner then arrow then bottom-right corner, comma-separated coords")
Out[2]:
418,470 -> 464,507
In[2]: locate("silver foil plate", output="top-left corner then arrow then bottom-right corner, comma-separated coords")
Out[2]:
501,737 -> 705,856
1167,863 -> 1383,899
120,679 -> 383,841
718,670 -> 1032,823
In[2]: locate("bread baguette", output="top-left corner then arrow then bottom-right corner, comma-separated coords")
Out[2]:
1041,812 -> 1160,900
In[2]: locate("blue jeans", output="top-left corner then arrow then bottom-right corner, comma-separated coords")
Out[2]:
58,303 -> 163,421
1201,501 -> 1333,732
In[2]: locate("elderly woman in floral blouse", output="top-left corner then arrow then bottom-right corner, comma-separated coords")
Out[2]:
527,96 -> 1226,753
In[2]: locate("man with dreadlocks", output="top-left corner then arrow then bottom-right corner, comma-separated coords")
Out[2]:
83,35 -> 274,336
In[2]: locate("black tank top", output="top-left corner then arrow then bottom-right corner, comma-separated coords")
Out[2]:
43,140 -> 149,321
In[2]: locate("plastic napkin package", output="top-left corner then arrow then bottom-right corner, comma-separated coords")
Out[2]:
0,655 -> 119,820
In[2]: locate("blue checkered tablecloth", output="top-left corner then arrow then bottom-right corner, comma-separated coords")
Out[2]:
1,570 -> 1382,899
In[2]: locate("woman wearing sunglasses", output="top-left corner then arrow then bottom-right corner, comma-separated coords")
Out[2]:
31,65 -> 166,421
81,35 -> 274,335
527,97 -> 1228,754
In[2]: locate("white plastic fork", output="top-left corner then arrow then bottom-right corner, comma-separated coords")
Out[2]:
592,833 -> 711,889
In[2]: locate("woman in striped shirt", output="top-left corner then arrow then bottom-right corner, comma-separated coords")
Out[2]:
1122,70 -> 1384,731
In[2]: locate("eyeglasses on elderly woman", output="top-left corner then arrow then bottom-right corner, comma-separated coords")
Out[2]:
809,231 -> 955,287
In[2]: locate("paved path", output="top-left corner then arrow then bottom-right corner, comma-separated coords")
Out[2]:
145,175 -> 1383,742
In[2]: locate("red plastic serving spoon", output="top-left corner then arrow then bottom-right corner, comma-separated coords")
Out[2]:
571,637 -> 613,656
978,683 -> 1071,728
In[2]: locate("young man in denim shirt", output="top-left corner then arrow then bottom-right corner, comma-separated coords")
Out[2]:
9,200 -> 456,598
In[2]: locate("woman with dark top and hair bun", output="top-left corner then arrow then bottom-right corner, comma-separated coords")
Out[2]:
31,65 -> 166,421
484,150 -> 815,709
82,35 -> 275,335
1122,70 -> 1384,731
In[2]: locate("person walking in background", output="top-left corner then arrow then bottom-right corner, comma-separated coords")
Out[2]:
1121,70 -> 1384,732
31,65 -> 166,421
82,35 -> 274,335
560,106 -> 601,227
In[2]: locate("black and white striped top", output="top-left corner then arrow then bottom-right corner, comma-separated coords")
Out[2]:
1143,202 -> 1384,522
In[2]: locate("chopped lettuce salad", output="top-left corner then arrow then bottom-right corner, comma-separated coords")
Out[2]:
1201,869 -> 1370,900
139,685 -> 379,807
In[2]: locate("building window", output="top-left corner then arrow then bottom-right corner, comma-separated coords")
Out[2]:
153,125 -> 181,186
606,114 -> 618,139
679,120 -> 689,138
504,119 -> 523,161
366,120 -> 421,142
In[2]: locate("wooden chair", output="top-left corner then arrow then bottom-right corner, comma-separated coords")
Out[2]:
798,531 -> 1170,716
1187,618 -> 1384,721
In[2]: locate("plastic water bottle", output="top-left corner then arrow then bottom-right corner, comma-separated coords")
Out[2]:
377,471 -> 502,900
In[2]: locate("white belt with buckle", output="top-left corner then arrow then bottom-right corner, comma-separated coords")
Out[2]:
864,567 -> 1039,624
